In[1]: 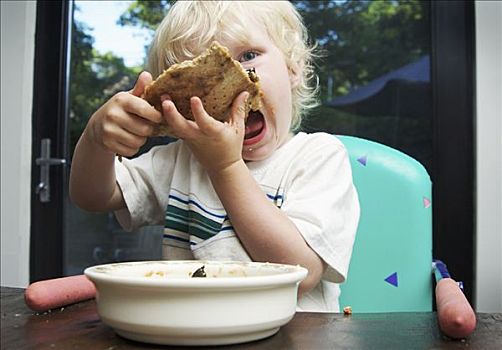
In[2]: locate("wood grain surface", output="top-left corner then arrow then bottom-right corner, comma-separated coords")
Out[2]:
2,287 -> 501,350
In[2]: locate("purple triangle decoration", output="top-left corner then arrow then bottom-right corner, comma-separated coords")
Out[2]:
357,155 -> 367,166
423,197 -> 431,208
384,272 -> 398,287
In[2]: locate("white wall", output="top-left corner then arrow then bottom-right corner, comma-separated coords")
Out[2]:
0,0 -> 36,287
475,1 -> 502,312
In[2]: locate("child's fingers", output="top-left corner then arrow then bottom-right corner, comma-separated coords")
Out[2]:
110,141 -> 141,158
102,118 -> 147,148
162,99 -> 198,138
113,92 -> 162,124
103,136 -> 142,158
103,126 -> 147,157
130,71 -> 153,97
119,112 -> 156,137
190,96 -> 223,134
229,91 -> 249,130
104,103 -> 157,138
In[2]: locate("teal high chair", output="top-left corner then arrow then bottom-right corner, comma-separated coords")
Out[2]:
337,135 -> 433,312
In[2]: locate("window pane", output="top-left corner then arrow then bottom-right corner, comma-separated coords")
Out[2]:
65,1 -> 161,275
64,0 -> 432,274
296,0 -> 432,172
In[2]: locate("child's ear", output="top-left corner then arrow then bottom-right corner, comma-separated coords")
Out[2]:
289,63 -> 302,88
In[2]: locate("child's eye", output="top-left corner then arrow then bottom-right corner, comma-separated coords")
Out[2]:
239,51 -> 258,62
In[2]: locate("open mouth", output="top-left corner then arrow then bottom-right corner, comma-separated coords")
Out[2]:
244,111 -> 266,145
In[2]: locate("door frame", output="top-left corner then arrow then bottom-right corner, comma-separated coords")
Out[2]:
29,1 -> 477,305
30,0 -> 72,282
430,0 -> 476,305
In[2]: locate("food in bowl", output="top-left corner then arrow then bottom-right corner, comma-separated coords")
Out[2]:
84,260 -> 307,346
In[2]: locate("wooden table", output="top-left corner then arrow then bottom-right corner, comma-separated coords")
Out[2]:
2,287 -> 501,349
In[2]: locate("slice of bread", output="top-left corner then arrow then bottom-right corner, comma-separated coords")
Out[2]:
142,41 -> 263,136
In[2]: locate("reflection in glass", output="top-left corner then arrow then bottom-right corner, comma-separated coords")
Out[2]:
296,0 -> 432,171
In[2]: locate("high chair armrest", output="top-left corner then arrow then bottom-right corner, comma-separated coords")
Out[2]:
432,260 -> 476,339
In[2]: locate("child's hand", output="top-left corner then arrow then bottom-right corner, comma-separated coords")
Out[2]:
161,91 -> 249,173
85,71 -> 163,157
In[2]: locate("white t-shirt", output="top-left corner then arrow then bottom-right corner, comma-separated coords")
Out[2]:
114,132 -> 360,312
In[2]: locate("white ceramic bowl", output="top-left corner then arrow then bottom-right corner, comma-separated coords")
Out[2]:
84,260 -> 308,346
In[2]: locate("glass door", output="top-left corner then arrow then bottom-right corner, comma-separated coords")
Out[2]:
64,1 -> 166,275
64,0 -> 434,274
30,1 -> 167,280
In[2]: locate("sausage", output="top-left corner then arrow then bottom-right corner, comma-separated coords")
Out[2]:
24,275 -> 96,312
435,278 -> 476,339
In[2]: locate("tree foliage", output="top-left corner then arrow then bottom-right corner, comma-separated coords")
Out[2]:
291,0 -> 429,100
117,0 -> 171,31
69,9 -> 141,154
114,0 -> 429,101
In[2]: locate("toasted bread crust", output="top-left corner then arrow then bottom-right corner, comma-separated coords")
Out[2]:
142,41 -> 263,136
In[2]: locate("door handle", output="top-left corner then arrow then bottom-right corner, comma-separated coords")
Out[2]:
35,138 -> 66,203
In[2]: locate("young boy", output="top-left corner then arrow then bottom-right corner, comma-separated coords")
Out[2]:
70,1 -> 359,312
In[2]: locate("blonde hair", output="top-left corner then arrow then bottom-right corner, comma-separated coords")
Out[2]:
148,1 -> 319,131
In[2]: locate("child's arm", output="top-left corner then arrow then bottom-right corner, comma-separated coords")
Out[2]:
70,72 -> 162,212
209,160 -> 326,296
161,93 -> 325,295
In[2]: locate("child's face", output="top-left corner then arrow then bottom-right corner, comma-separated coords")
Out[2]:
219,22 -> 296,162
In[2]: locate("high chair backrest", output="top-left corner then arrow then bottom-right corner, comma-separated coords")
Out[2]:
337,135 -> 433,312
